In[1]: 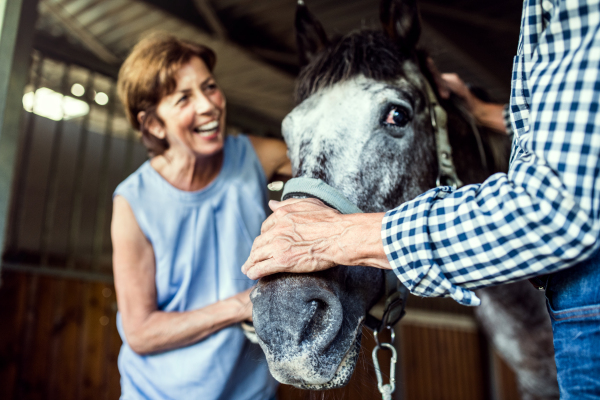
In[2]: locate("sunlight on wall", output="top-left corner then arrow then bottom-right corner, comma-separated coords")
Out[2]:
22,87 -> 90,121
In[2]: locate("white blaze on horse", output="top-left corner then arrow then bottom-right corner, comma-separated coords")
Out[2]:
251,0 -> 559,398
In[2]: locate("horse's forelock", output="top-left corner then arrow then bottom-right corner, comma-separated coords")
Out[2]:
294,30 -> 413,103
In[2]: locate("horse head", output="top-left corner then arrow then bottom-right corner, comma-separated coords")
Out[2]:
251,0 -> 509,390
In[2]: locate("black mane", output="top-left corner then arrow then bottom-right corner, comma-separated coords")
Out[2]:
295,30 -> 414,103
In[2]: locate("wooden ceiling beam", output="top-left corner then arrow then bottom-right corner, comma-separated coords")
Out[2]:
32,33 -> 120,79
40,1 -> 120,65
137,0 -> 298,76
192,0 -> 227,40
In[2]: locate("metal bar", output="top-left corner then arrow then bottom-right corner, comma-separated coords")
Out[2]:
91,83 -> 117,271
2,262 -> 114,283
65,71 -> 95,270
0,0 -> 40,269
5,54 -> 44,254
39,62 -> 72,266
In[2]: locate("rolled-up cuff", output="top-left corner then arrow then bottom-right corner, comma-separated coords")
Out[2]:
502,103 -> 514,137
381,190 -> 480,306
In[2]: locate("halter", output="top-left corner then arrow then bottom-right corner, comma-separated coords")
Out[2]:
423,79 -> 463,189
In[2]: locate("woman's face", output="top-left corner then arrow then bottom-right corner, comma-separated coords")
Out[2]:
151,56 -> 226,158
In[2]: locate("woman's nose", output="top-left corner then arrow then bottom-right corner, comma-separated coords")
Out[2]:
193,93 -> 217,115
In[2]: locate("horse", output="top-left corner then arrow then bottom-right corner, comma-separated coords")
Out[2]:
251,0 -> 559,398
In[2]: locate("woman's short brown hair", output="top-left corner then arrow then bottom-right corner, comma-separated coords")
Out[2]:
117,34 -> 216,156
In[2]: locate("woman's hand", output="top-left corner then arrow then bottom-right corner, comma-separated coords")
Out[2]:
241,199 -> 390,280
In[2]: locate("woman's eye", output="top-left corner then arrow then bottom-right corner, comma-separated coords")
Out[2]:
384,107 -> 408,127
176,94 -> 188,104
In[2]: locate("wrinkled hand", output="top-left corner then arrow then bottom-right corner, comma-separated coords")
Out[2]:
242,198 -> 389,280
242,198 -> 346,279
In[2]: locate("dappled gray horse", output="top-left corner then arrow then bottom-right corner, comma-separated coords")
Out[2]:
251,0 -> 558,398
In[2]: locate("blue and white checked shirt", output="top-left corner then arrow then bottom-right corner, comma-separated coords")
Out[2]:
382,0 -> 600,306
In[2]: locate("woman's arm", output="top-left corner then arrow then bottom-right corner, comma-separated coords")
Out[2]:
248,136 -> 292,180
111,195 -> 253,355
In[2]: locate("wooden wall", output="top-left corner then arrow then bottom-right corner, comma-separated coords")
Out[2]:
0,270 -> 520,400
0,271 -> 120,400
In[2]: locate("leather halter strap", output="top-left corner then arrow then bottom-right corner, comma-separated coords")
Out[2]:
423,80 -> 463,189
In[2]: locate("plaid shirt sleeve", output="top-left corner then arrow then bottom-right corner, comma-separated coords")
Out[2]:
382,0 -> 600,306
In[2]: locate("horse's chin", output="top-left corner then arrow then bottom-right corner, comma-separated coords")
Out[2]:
297,331 -> 361,390
257,321 -> 363,390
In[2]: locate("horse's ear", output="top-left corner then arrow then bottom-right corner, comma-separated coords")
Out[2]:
295,0 -> 329,67
380,0 -> 421,49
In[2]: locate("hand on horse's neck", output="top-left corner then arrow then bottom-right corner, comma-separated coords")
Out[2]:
150,148 -> 224,192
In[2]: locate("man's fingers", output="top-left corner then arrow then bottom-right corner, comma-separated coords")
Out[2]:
272,197 -> 326,210
262,198 -> 331,234
242,237 -> 278,274
261,213 -> 278,234
268,200 -> 281,211
245,258 -> 285,280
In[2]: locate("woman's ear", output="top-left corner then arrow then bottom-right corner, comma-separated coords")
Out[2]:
138,111 -> 166,139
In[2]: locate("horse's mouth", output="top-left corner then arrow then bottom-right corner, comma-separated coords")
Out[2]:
296,329 -> 362,390
258,317 -> 364,390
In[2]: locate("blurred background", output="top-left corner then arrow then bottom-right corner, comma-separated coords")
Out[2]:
0,0 -> 524,398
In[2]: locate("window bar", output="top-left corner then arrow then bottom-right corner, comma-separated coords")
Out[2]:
91,82 -> 117,272
39,62 -> 72,267
4,54 -> 45,257
65,71 -> 95,270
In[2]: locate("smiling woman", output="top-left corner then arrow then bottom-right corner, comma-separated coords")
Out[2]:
111,34 -> 290,400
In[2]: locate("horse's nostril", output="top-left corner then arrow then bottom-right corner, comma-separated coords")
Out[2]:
298,296 -> 342,349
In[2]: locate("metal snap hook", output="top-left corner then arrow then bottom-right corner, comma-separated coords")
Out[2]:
372,342 -> 397,400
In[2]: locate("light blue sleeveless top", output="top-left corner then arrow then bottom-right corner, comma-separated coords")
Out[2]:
114,135 -> 278,400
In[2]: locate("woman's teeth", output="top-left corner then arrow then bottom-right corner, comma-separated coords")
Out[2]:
194,121 -> 219,136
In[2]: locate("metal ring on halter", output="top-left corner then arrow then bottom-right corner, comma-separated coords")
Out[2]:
373,325 -> 396,347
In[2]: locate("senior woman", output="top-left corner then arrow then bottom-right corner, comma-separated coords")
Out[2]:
111,35 -> 289,400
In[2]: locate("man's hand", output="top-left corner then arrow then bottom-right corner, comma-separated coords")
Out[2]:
241,198 -> 390,280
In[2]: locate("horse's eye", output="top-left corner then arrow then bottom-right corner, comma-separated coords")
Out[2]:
384,106 -> 408,127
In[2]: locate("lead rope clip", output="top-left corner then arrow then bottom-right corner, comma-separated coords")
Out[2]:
372,326 -> 397,400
